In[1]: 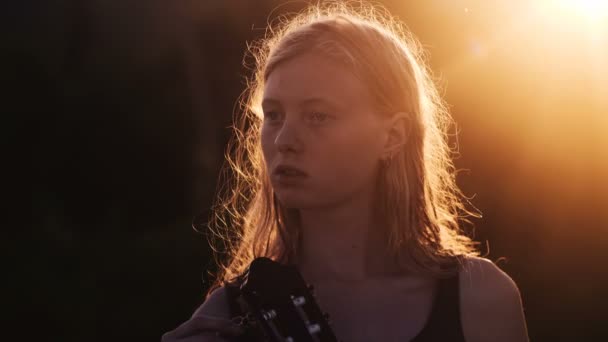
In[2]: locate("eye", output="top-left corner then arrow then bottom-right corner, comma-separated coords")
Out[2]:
263,111 -> 281,122
308,111 -> 330,124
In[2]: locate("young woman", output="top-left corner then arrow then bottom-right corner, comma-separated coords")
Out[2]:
163,2 -> 529,341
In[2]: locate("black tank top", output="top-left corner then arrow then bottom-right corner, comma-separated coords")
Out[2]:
225,273 -> 465,341
410,274 -> 465,341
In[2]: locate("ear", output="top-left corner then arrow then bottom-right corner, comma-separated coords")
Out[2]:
381,111 -> 410,159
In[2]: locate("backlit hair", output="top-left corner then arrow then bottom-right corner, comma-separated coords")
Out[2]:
205,1 -> 481,293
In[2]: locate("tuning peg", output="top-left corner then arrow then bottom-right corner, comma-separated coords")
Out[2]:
306,283 -> 315,294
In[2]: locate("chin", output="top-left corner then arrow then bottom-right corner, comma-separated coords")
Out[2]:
274,194 -> 308,209
275,192 -> 339,211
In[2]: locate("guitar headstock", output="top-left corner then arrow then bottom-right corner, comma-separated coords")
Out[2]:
239,257 -> 338,342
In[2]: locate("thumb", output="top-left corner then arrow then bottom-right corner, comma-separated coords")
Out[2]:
163,315 -> 245,340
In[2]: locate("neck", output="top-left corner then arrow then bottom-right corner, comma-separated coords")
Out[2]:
296,186 -> 398,283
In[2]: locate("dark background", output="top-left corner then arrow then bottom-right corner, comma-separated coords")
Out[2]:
13,0 -> 607,340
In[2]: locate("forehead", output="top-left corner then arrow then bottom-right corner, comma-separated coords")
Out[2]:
263,52 -> 372,109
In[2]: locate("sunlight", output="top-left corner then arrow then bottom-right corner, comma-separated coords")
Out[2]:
553,0 -> 608,26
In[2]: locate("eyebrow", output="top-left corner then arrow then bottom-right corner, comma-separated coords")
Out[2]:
261,97 -> 340,110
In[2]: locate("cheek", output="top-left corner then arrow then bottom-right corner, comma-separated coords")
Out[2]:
260,127 -> 275,163
318,131 -> 381,179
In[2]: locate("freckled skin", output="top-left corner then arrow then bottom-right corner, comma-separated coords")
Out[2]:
261,52 -> 387,210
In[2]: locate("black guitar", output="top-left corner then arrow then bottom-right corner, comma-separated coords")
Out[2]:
236,257 -> 339,342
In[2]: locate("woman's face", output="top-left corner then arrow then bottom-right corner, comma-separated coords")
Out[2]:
261,52 -> 387,209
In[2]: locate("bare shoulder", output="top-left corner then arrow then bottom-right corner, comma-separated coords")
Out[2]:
191,286 -> 231,319
459,256 -> 519,297
459,256 -> 529,342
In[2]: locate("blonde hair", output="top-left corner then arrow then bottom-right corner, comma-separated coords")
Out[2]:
205,1 -> 480,293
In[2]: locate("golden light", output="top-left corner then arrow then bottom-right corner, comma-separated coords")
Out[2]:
552,0 -> 608,26
432,0 -> 608,228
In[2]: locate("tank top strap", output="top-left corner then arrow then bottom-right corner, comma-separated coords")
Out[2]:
411,272 -> 466,341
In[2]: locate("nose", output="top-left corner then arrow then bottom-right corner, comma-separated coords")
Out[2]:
274,119 -> 303,154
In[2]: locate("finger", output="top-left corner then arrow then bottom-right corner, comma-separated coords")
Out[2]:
162,331 -> 228,342
168,315 -> 245,339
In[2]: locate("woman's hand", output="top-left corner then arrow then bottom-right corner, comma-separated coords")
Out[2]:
161,315 -> 245,342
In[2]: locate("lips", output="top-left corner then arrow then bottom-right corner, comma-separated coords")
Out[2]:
273,164 -> 308,177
